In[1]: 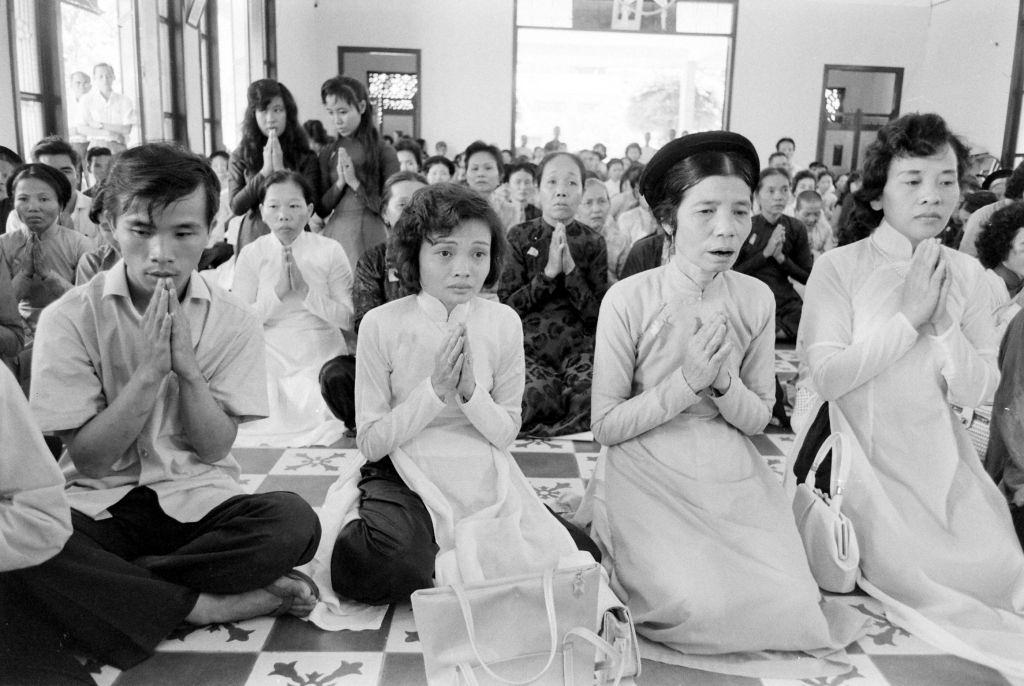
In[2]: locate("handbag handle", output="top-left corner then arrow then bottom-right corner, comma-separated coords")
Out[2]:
803,432 -> 849,511
453,569 -> 559,685
562,627 -> 623,686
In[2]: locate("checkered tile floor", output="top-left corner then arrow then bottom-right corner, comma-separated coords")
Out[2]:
82,353 -> 1015,686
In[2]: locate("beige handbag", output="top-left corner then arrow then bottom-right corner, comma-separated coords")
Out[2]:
412,563 -> 622,686
791,432 -> 861,593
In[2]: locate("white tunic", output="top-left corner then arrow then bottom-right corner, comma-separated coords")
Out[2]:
589,260 -> 866,663
232,231 -> 353,447
355,293 -> 577,583
800,220 -> 1024,677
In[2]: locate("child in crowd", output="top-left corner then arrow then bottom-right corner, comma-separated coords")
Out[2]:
799,112 -> 1024,676
577,177 -> 628,281
1,143 -> 322,683
75,185 -> 121,284
499,152 -> 608,436
587,131 -> 865,666
733,167 -> 813,341
794,190 -> 836,260
232,170 -> 354,446
229,79 -> 319,256
318,171 -> 427,432
310,183 -> 596,611
316,76 -> 399,266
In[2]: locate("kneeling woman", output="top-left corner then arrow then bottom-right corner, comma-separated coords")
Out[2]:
589,133 -> 864,662
313,184 -> 597,610
499,153 -> 608,436
232,171 -> 353,446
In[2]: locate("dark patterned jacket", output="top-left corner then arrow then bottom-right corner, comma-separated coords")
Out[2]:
353,242 -> 411,333
498,217 -> 608,332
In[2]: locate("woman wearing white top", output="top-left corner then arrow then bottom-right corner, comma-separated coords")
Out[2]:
589,132 -> 865,668
309,184 -> 597,612
800,112 -> 1024,677
232,170 -> 353,447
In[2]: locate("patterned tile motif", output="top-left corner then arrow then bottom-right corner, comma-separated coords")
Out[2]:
98,354 -> 1002,685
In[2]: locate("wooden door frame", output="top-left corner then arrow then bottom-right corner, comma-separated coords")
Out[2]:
816,64 -> 904,170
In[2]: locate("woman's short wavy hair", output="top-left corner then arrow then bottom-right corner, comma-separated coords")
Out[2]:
976,201 -> 1024,270
850,113 -> 970,239
388,183 -> 508,292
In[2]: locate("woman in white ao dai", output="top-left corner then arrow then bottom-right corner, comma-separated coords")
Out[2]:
589,133 -> 865,666
800,113 -> 1024,678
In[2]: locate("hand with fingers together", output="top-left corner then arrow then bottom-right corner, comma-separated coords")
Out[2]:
284,247 -> 309,298
165,279 -> 203,383
432,325 -> 465,401
680,312 -> 732,393
764,226 -> 786,263
274,247 -> 293,300
925,250 -> 954,336
335,148 -> 360,191
544,223 -> 567,279
900,238 -> 950,332
261,129 -> 284,177
560,227 -> 576,276
139,280 -> 173,381
456,336 -> 477,403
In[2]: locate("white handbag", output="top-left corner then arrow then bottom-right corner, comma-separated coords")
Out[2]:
412,563 -> 623,686
791,432 -> 861,593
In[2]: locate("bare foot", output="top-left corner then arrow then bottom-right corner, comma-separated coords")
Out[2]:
185,572 -> 318,624
264,572 -> 319,618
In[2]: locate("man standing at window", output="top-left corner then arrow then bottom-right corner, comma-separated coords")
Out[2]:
77,63 -> 136,154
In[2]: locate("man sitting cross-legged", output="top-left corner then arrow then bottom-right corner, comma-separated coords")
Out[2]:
1,143 -> 321,684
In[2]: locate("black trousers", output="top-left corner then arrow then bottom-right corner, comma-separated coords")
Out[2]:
330,457 -> 602,606
776,296 -> 803,342
0,487 -> 320,684
319,354 -> 357,430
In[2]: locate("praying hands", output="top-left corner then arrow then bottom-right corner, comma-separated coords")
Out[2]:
274,246 -> 309,300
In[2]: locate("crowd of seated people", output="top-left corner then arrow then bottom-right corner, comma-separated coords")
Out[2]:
3,67 -> 1024,684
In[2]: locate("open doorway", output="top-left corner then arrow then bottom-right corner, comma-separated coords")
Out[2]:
338,47 -> 420,140
816,65 -> 903,172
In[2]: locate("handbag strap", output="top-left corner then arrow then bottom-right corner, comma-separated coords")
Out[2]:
803,432 -> 850,511
453,569 -> 559,685
563,627 -> 624,686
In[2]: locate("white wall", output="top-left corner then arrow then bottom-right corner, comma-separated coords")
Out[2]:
274,0 -> 514,155
731,0 -> 929,168
907,0 -> 1017,156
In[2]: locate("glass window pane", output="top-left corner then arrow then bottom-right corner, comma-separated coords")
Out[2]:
515,28 -> 729,152
19,100 -> 44,155
14,0 -> 40,93
163,115 -> 175,141
517,0 -> 572,27
61,0 -> 122,139
675,1 -> 733,34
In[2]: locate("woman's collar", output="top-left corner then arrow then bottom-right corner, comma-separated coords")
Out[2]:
416,290 -> 472,323
669,253 -> 721,293
870,219 -> 914,260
